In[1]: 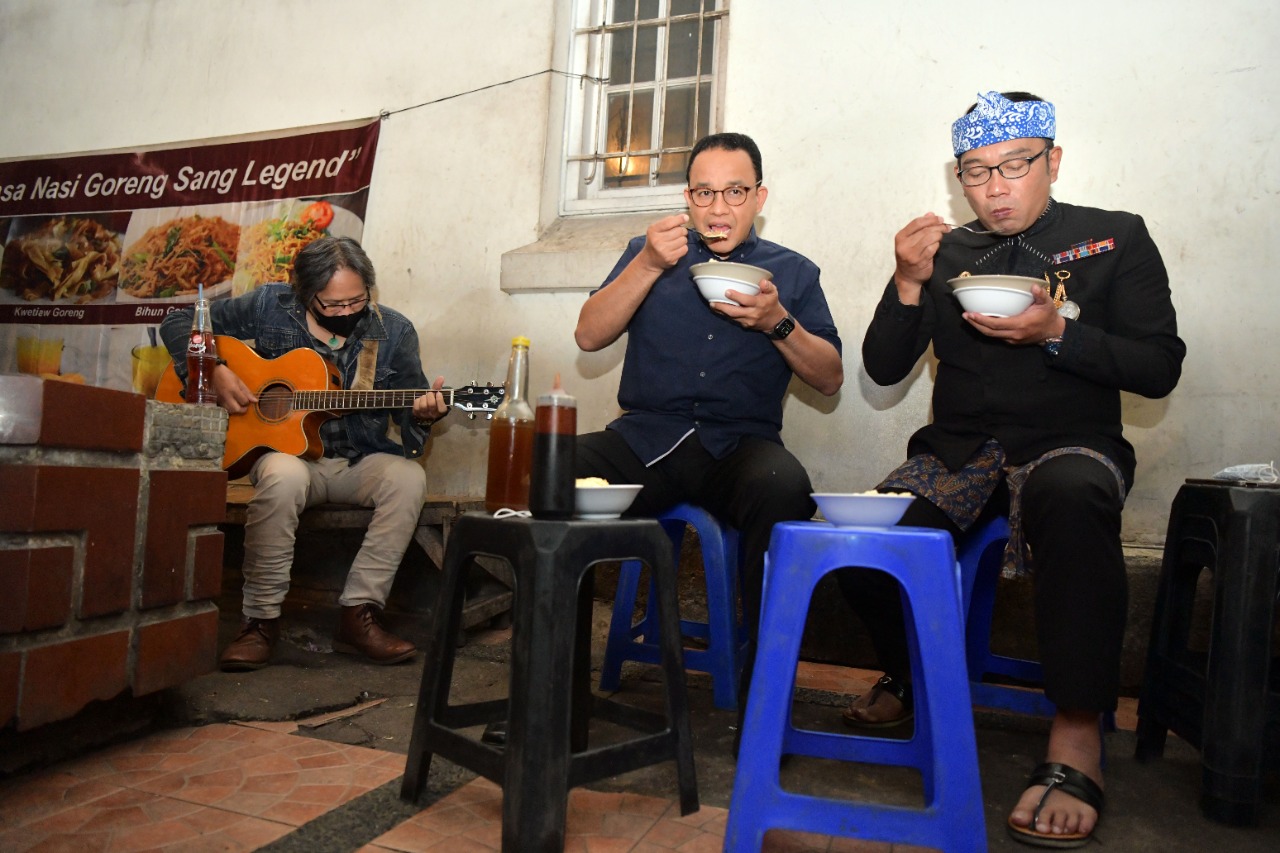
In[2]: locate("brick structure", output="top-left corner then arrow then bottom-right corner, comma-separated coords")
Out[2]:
0,376 -> 227,732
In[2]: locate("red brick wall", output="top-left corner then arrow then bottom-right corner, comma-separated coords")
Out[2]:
0,378 -> 226,732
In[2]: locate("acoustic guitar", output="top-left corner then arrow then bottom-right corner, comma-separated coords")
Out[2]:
155,335 -> 503,478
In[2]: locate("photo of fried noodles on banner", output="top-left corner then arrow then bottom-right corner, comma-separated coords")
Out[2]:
232,199 -> 340,294
0,216 -> 122,303
119,214 -> 240,299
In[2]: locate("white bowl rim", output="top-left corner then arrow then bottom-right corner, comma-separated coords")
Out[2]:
946,274 -> 1042,291
811,492 -> 914,500
690,260 -> 773,283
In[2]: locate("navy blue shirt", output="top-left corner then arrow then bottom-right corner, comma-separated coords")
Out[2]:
598,227 -> 841,464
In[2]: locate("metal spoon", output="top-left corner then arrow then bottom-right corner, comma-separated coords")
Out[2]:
946,223 -> 998,235
688,226 -> 726,241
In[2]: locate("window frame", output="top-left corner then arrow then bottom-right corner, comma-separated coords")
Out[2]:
559,0 -> 729,217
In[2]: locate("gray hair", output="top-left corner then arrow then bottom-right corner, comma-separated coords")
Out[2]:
291,235 -> 377,304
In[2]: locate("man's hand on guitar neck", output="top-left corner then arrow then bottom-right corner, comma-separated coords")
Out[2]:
412,376 -> 450,425
212,364 -> 258,415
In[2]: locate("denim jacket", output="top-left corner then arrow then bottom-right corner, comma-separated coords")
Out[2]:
159,283 -> 431,460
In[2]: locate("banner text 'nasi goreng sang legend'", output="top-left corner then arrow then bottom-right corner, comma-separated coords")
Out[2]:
0,118 -> 379,395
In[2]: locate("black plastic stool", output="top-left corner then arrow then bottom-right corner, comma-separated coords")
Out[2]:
1135,479 -> 1280,825
399,513 -> 699,851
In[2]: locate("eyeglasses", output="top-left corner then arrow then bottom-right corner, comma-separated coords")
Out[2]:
956,146 -> 1053,187
312,293 -> 369,313
687,182 -> 761,207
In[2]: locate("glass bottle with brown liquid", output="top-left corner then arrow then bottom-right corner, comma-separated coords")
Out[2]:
484,336 -> 535,512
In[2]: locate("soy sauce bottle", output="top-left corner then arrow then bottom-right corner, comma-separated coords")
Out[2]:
528,374 -> 577,519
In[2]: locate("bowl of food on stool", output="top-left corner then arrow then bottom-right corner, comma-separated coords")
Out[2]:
812,490 -> 915,527
574,478 -> 643,520
946,273 -> 1039,317
690,261 -> 772,306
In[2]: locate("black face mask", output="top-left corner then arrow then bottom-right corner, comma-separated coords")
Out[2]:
312,305 -> 368,339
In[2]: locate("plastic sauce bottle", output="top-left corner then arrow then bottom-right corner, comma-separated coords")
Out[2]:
484,336 -> 535,512
185,283 -> 219,405
529,374 -> 577,520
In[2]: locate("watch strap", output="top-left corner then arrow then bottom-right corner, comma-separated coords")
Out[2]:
767,314 -> 795,340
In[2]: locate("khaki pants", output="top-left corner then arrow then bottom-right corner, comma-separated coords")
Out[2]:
240,452 -> 427,620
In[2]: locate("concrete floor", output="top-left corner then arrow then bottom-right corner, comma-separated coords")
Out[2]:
97,596 -> 1276,853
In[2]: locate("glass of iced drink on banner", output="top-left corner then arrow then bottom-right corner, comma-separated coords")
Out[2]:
131,344 -> 171,397
16,332 -> 64,376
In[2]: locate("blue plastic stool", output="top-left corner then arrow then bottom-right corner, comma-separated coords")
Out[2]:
724,521 -> 987,852
599,503 -> 748,710
959,515 -> 1117,737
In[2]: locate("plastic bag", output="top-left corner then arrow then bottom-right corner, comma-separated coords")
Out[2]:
1211,461 -> 1279,483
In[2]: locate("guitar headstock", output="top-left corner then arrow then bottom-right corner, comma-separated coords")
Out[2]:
451,384 -> 505,418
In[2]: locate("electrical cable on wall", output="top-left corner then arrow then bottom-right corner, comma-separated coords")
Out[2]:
380,69 -> 605,120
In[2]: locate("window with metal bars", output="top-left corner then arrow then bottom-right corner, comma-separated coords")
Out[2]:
562,0 -> 727,214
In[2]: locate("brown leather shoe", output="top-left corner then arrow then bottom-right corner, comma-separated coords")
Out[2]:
219,618 -> 279,672
334,604 -> 416,664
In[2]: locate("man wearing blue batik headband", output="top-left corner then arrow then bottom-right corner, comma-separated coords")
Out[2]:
838,92 -> 1185,848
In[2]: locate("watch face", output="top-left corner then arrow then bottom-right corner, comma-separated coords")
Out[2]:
770,316 -> 795,339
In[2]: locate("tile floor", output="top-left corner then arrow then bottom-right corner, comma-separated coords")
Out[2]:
0,663 -> 1139,852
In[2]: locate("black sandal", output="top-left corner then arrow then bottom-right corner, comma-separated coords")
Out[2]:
1006,762 -> 1104,849
841,674 -> 914,729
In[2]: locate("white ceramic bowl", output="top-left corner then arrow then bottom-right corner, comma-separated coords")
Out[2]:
574,484 -> 643,520
812,492 -> 915,527
690,261 -> 773,306
949,285 -> 1035,318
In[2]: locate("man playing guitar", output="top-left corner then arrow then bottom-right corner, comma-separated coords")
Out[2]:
160,235 -> 449,671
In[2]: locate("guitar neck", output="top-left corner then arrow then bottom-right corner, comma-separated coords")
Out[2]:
294,388 -> 454,411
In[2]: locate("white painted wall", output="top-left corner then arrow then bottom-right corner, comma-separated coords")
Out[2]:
2,0 -> 1275,544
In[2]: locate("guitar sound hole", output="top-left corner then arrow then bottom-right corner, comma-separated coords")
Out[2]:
256,383 -> 295,423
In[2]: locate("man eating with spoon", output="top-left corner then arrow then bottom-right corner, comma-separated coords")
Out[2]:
838,91 -> 1184,848
573,131 -> 844,724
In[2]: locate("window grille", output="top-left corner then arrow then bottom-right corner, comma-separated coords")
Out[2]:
563,0 -> 727,213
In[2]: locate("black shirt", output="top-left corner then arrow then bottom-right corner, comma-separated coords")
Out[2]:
862,199 -> 1185,489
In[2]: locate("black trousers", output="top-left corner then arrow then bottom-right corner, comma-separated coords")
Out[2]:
837,453 -> 1128,713
576,429 -> 815,656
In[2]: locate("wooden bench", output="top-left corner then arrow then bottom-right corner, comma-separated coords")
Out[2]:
224,482 -> 514,631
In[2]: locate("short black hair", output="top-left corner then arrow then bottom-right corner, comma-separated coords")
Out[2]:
685,132 -> 763,184
291,235 -> 376,304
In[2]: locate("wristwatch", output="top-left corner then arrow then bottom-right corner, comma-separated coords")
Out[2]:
766,314 -> 796,341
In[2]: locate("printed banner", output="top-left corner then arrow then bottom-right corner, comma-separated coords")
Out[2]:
0,118 -> 380,395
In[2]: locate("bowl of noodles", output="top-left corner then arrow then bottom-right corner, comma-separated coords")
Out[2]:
117,208 -> 240,301
232,199 -> 361,295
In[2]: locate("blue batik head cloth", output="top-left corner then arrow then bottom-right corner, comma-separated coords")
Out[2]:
951,91 -> 1055,158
